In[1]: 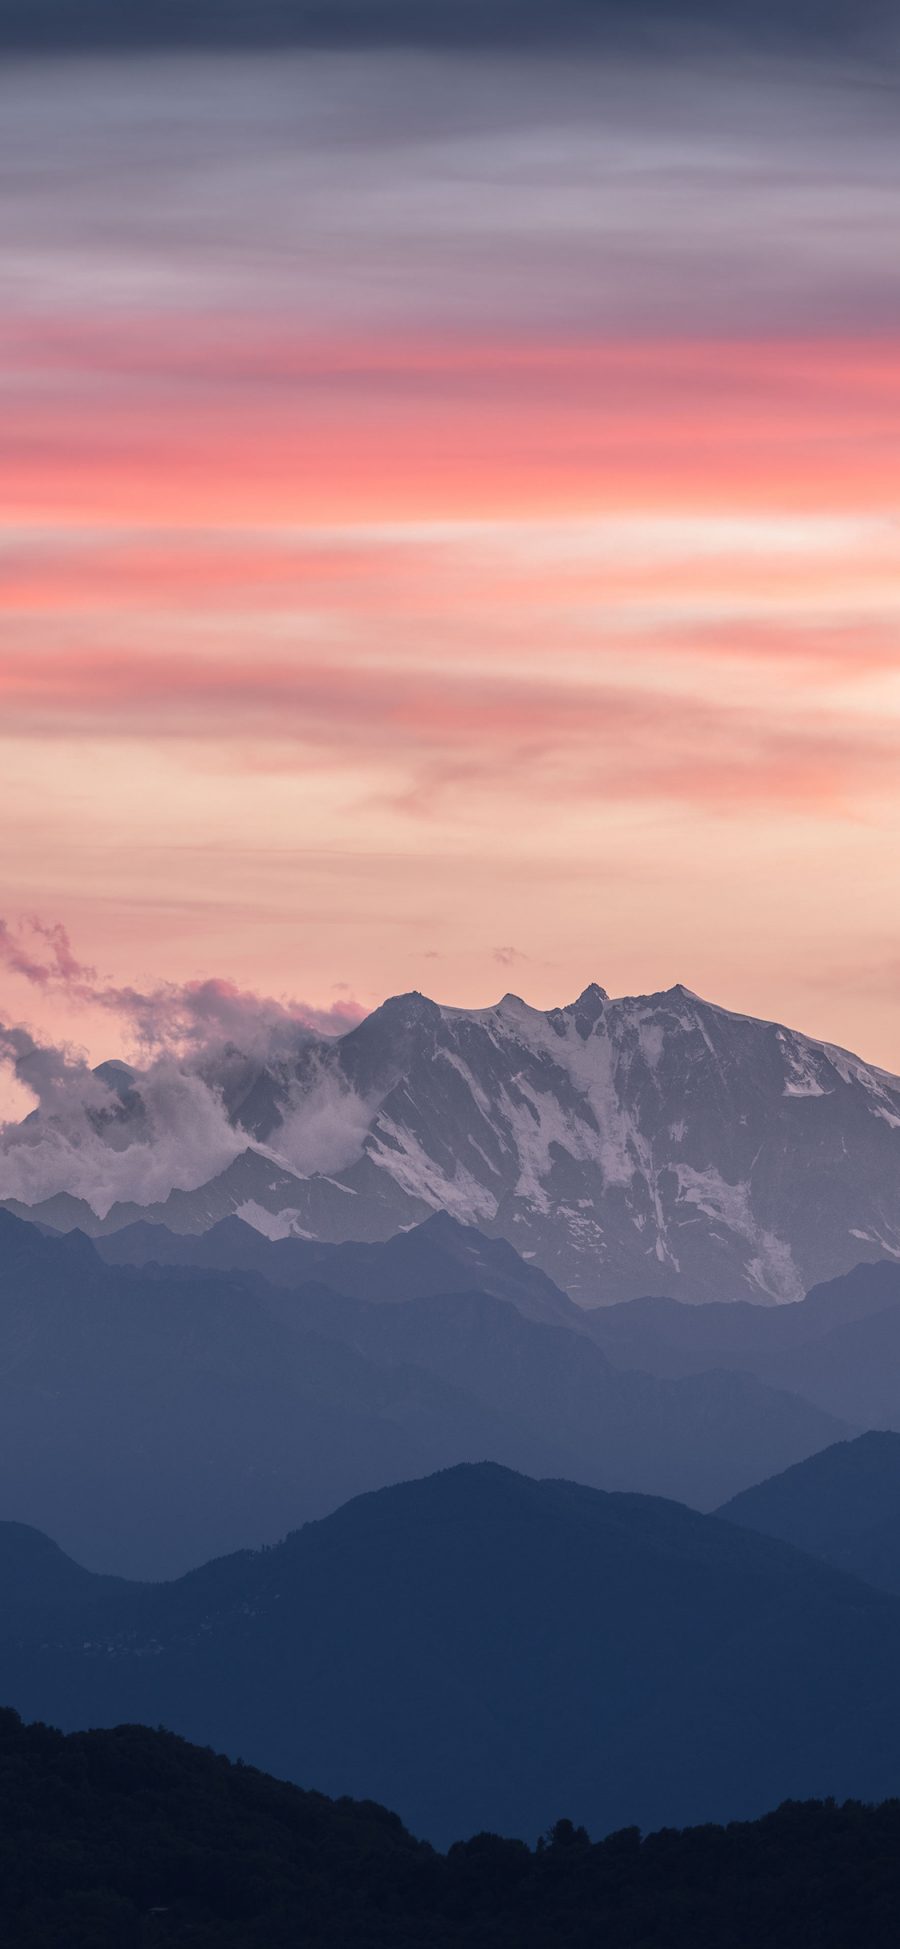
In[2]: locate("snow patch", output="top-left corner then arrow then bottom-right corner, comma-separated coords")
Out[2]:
849,1226 -> 900,1258
640,1023 -> 665,1069
676,1163 -> 804,1301
367,1114 -> 498,1223
821,1040 -> 900,1124
436,1048 -> 493,1116
235,1201 -> 313,1241
777,1030 -> 829,1099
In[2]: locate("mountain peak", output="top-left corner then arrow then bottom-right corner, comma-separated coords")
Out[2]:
362,990 -> 441,1031
7,976 -> 900,1308
574,982 -> 609,1007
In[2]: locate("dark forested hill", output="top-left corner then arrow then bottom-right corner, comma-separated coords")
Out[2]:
4,1713 -> 900,1948
5,1466 -> 900,1845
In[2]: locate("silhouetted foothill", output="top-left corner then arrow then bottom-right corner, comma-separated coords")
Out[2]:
4,1714 -> 900,1946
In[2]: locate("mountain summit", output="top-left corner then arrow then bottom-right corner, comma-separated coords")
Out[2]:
5,984 -> 900,1303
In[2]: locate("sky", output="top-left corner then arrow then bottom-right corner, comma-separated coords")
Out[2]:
1,12 -> 899,1089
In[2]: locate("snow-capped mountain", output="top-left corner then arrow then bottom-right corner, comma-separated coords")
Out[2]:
6,983 -> 900,1305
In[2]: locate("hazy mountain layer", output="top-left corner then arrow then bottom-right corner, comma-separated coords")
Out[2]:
5,1465 -> 900,1845
0,1212 -> 844,1576
584,1261 -> 900,1429
93,1208 -> 580,1327
720,1431 -> 900,1595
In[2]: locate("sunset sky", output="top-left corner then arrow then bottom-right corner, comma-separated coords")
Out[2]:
2,23 -> 899,1080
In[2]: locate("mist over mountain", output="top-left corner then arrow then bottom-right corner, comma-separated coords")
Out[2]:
4,984 -> 900,1306
5,1464 -> 900,1846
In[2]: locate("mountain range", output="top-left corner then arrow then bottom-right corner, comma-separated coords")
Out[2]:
79,1213 -> 900,1446
5,983 -> 900,1303
92,1206 -> 581,1327
0,1209 -> 844,1576
6,1462 -> 900,1846
583,1259 -> 900,1429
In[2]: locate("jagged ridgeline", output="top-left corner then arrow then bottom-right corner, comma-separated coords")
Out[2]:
4,985 -> 900,1304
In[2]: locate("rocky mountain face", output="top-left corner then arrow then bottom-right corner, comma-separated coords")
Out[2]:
6,984 -> 900,1304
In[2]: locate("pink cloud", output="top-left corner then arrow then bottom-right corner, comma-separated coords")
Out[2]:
0,645 -> 894,817
5,319 -> 900,528
0,917 -> 366,1052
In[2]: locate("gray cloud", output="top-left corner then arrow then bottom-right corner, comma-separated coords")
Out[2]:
0,919 -> 370,1214
0,1021 -> 108,1119
4,54 -> 897,346
0,1027 -> 250,1215
0,0 -> 894,58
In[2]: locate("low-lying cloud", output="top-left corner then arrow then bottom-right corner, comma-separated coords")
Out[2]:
273,1067 -> 374,1179
0,1034 -> 249,1217
0,919 -> 370,1215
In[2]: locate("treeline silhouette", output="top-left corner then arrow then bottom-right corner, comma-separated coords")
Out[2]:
3,1711 -> 900,1947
